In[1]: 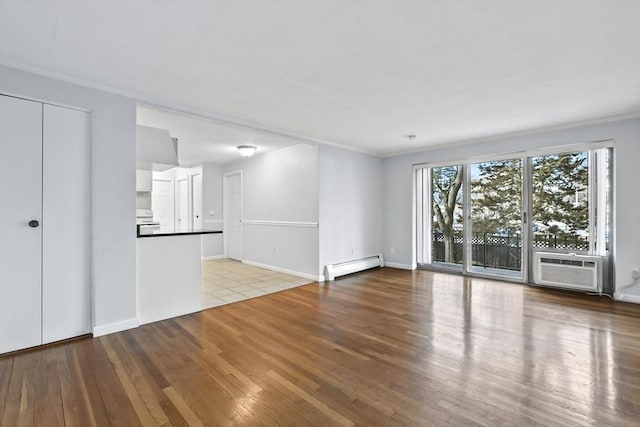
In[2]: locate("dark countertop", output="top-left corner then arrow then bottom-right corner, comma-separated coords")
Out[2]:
137,225 -> 223,238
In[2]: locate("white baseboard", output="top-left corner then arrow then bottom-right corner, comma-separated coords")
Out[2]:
614,292 -> 640,304
93,317 -> 139,337
241,260 -> 323,282
384,262 -> 416,270
202,255 -> 224,261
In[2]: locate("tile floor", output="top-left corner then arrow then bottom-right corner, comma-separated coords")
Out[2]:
201,259 -> 312,309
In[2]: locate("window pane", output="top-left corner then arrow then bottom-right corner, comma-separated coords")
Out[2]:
531,151 -> 589,251
431,165 -> 464,266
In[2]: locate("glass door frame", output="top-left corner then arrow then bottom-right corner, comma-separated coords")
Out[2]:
462,156 -> 528,283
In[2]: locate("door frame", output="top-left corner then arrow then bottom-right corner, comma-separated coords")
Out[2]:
464,158 -> 527,283
223,170 -> 243,260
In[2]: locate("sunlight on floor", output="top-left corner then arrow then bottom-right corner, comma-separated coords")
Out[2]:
201,259 -> 311,309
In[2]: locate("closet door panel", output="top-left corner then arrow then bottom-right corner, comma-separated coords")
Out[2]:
0,95 -> 43,354
42,104 -> 91,344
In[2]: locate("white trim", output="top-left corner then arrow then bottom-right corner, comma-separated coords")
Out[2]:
0,60 -> 382,156
412,140 -> 614,170
389,111 -> 635,158
202,255 -> 224,261
384,262 -> 416,270
614,292 -> 640,304
92,317 -> 139,337
2,60 -> 639,159
242,219 -> 319,228
241,260 -> 322,282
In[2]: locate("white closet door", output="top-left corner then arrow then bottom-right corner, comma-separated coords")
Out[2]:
0,95 -> 43,354
176,178 -> 189,231
192,174 -> 203,229
152,179 -> 174,230
226,172 -> 242,261
42,104 -> 91,344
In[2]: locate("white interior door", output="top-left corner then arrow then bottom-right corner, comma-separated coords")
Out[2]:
0,95 -> 44,354
41,104 -> 91,344
225,172 -> 242,260
192,174 -> 203,229
152,178 -> 174,230
176,178 -> 189,231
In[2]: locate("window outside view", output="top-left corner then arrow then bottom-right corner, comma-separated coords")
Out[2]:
425,148 -> 605,276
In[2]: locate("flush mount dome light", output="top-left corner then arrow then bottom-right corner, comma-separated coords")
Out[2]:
236,145 -> 257,157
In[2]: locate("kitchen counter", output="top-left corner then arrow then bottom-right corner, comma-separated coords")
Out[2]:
137,225 -> 223,238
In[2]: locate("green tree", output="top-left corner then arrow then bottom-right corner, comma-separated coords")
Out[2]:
471,159 -> 523,235
470,151 -> 589,236
432,166 -> 463,263
531,152 -> 588,232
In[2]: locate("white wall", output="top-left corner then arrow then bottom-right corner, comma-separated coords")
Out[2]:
0,65 -> 138,334
318,145 -> 384,277
383,117 -> 640,301
224,143 -> 319,279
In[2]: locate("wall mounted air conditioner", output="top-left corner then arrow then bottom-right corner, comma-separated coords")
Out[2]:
533,252 -> 602,292
324,255 -> 384,281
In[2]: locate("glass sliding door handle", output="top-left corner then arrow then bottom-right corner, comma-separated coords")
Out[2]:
28,220 -> 40,228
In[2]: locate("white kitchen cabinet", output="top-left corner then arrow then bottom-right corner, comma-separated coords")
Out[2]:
136,169 -> 152,192
0,94 -> 91,354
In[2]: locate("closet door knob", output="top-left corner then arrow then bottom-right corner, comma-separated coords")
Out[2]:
28,220 -> 40,228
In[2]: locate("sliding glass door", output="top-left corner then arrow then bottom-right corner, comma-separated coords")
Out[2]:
468,159 -> 524,279
416,145 -> 611,283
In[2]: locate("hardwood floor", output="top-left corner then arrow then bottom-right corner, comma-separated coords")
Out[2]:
1,268 -> 640,426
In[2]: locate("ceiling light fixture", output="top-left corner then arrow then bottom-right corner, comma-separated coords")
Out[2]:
237,145 -> 257,157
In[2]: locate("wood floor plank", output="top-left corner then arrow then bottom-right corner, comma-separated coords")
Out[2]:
1,267 -> 640,426
162,386 -> 206,427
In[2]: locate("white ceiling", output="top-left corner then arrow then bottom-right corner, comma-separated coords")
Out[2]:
137,106 -> 296,166
1,1 -> 639,156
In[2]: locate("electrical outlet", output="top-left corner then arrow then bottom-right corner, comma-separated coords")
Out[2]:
272,247 -> 276,254
390,247 -> 395,254
632,268 -> 640,280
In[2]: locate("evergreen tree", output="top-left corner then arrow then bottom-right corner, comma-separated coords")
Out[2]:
471,159 -> 523,235
430,151 -> 588,262
531,152 -> 588,232
470,151 -> 588,236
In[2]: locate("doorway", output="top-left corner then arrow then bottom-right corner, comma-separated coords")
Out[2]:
176,177 -> 189,231
468,158 -> 524,279
152,178 -> 174,230
223,171 -> 242,261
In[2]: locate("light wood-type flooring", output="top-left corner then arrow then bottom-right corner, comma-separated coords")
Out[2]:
1,268 -> 639,426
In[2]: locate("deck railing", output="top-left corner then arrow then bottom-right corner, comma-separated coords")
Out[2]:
431,232 -> 589,270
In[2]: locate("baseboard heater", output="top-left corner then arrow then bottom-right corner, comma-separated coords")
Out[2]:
533,252 -> 603,292
324,255 -> 384,281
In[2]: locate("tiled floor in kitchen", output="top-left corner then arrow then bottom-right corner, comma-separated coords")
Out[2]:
201,258 -> 312,309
